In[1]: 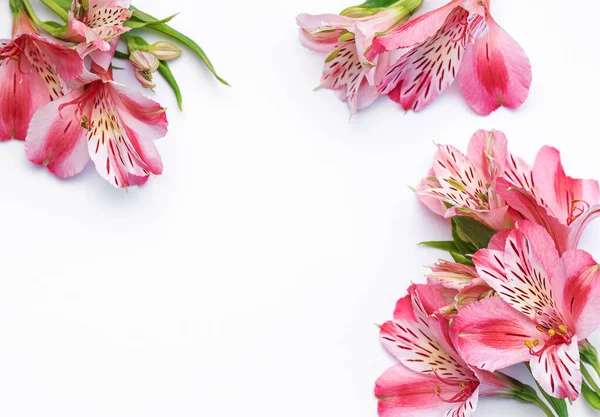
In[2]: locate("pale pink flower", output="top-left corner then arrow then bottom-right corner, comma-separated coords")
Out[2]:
129,50 -> 159,89
25,67 -> 167,188
376,283 -> 521,417
296,0 -> 422,114
453,221 -> 600,400
417,130 -> 512,231
64,0 -> 132,70
373,0 -> 531,115
498,146 -> 600,254
0,13 -> 84,140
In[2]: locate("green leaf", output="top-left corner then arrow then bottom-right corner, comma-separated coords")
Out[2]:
452,216 -> 496,251
419,241 -> 458,253
124,14 -> 177,29
583,382 -> 600,410
450,252 -> 474,267
451,218 -> 477,255
158,61 -> 182,111
113,50 -> 129,60
130,6 -> 228,85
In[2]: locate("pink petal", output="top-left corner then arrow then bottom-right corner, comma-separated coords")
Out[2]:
371,1 -> 461,53
298,29 -> 338,54
473,223 -> 561,327
28,35 -> 84,82
24,90 -> 89,178
457,16 -> 531,115
427,260 -> 478,291
553,250 -> 600,339
295,13 -> 355,33
452,297 -> 539,371
379,8 -> 480,112
0,58 -> 49,140
530,339 -> 581,401
392,295 -> 417,322
567,205 -> 600,252
487,229 -> 510,251
379,317 -> 470,381
466,129 -> 508,183
86,81 -> 167,188
533,146 -> 600,225
375,364 -> 456,417
416,167 -> 447,217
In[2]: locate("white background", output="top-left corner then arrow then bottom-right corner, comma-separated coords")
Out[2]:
0,0 -> 599,416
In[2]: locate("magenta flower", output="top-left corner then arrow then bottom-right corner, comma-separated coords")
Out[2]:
0,12 -> 83,140
25,67 -> 167,188
498,146 -> 600,254
376,284 -> 520,417
453,221 -> 600,400
64,0 -> 132,70
296,0 -> 422,115
417,130 -> 511,231
373,0 -> 531,114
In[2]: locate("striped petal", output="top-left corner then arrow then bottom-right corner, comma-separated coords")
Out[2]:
530,338 -> 581,401
378,8 -> 484,111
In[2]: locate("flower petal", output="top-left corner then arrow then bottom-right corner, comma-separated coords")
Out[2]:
530,338 -> 581,401
371,1 -> 461,53
379,8 -> 481,111
375,364 -> 456,417
457,16 -> 531,115
452,297 -> 538,371
473,223 -> 562,328
0,58 -> 49,140
392,294 -> 417,321
25,90 -> 89,178
466,129 -> 508,183
553,250 -> 600,339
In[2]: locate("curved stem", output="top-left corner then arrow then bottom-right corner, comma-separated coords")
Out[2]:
533,398 -> 557,417
39,0 -> 68,22
582,364 -> 600,393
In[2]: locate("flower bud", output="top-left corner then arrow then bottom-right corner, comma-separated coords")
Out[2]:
341,0 -> 423,18
129,50 -> 159,89
148,41 -> 182,61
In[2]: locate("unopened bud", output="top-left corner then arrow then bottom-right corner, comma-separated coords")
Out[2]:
148,41 -> 182,61
130,50 -> 159,89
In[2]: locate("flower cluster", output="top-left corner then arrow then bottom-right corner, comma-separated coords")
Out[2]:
376,130 -> 600,417
297,0 -> 531,116
1,0 -> 225,188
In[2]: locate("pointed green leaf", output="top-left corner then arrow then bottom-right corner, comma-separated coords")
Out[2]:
583,383 -> 600,410
158,61 -> 182,111
130,6 -> 228,85
124,13 -> 177,29
450,252 -> 474,267
419,241 -> 458,253
452,216 -> 496,251
451,218 -> 477,255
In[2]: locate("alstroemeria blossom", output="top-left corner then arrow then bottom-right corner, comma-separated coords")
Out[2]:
497,146 -> 600,254
453,221 -> 600,400
25,68 -> 167,188
376,284 -> 519,417
0,13 -> 84,140
65,0 -> 132,69
296,0 -> 422,114
372,0 -> 531,115
417,130 -> 511,231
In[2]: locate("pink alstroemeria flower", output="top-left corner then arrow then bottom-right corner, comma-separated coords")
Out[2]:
65,0 -> 132,69
453,221 -> 600,400
25,67 -> 167,188
376,283 -> 520,417
417,130 -> 511,231
497,146 -> 600,254
372,0 -> 531,115
296,0 -> 422,114
0,12 -> 83,140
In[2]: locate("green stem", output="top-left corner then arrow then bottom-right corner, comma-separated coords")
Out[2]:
39,0 -> 68,22
533,398 -> 557,417
21,0 -> 43,26
582,364 -> 600,393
